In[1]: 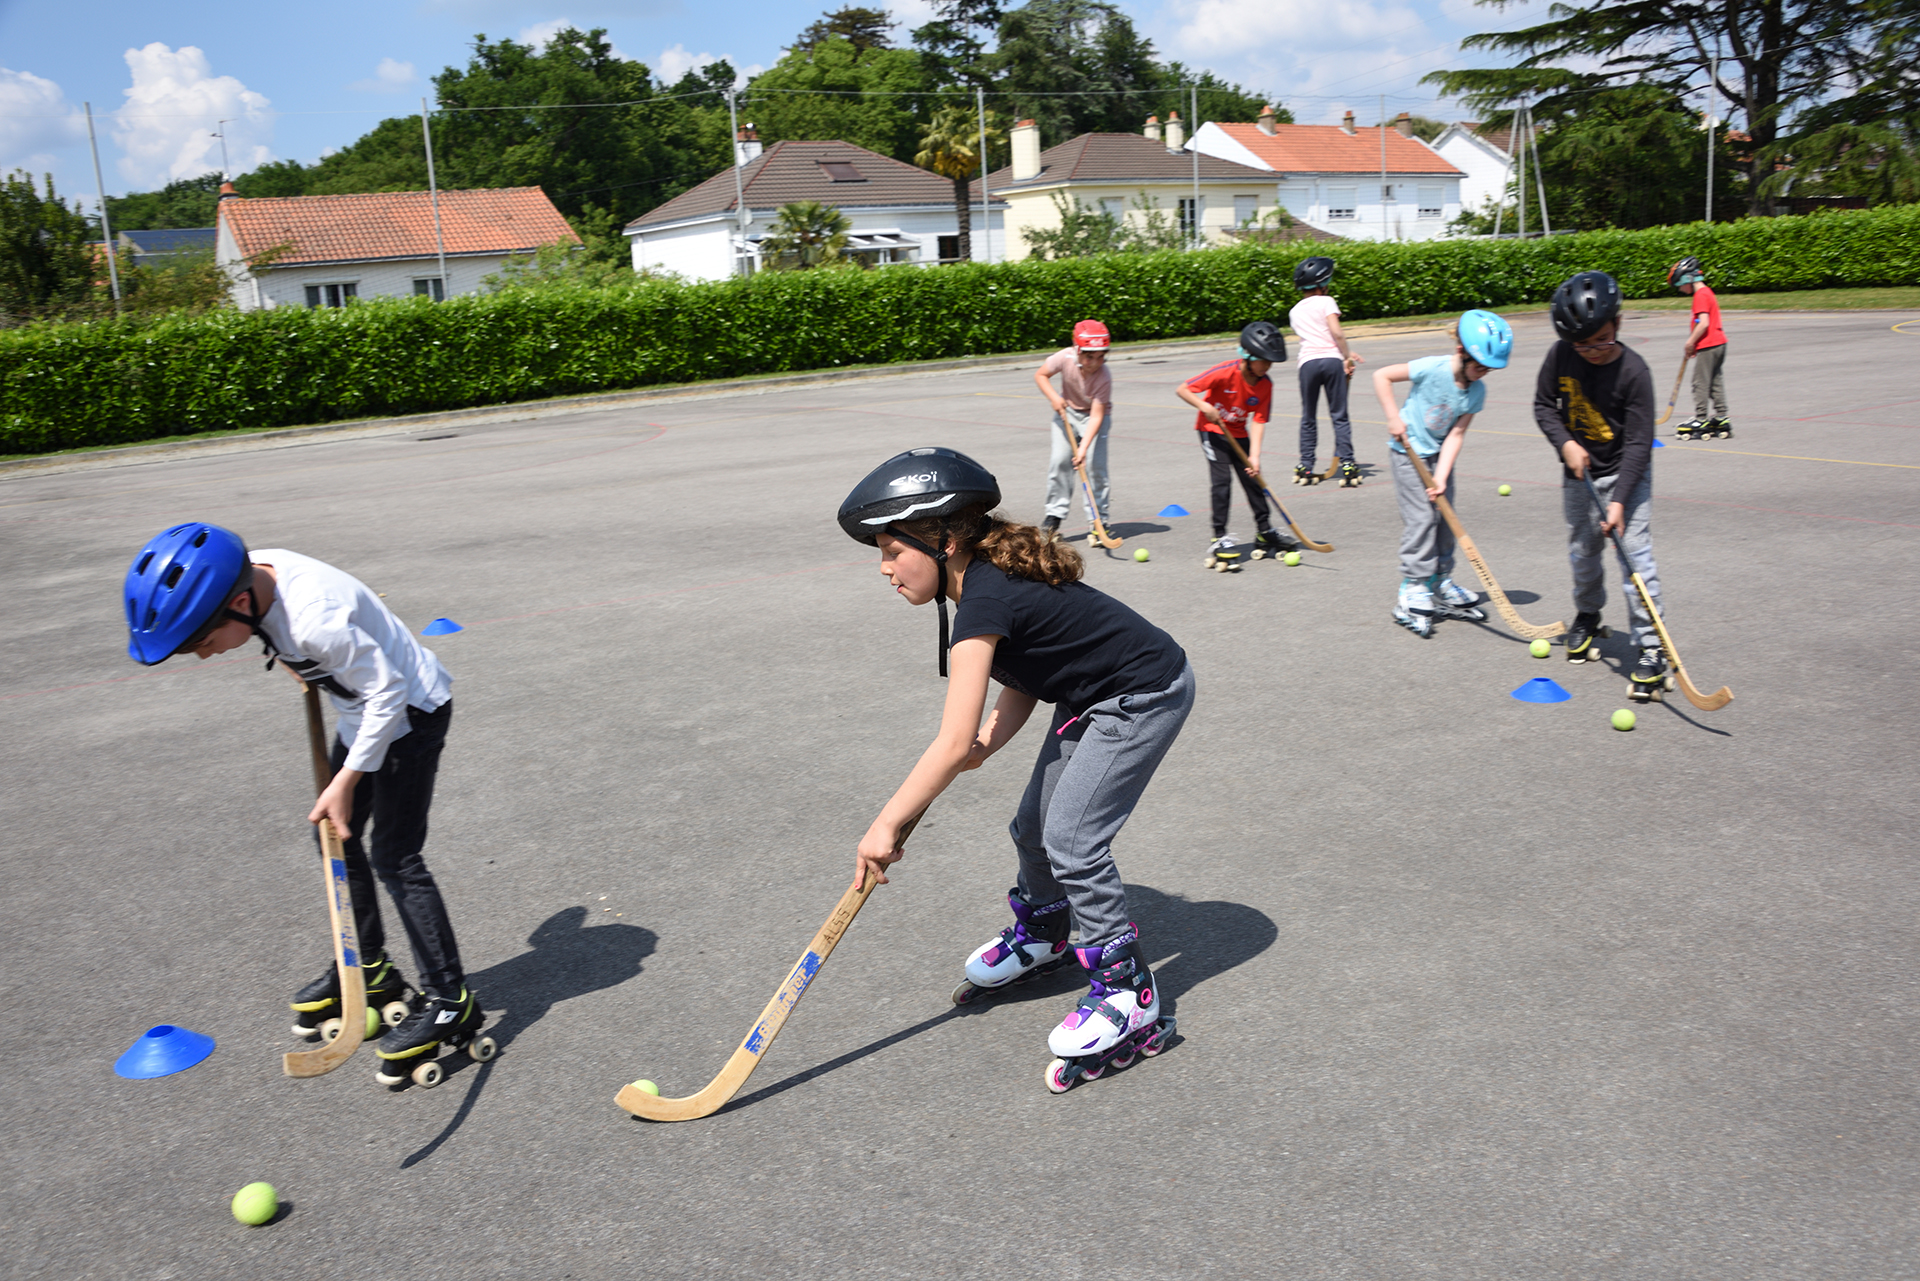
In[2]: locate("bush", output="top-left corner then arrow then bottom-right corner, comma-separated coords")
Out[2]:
4,206 -> 1916,455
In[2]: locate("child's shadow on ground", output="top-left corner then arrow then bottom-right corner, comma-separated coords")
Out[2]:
399,906 -> 654,1166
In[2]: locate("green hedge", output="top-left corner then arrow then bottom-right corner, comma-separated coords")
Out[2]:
4,206 -> 1915,455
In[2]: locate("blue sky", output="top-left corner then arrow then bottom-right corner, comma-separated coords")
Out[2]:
1,0 -> 1555,204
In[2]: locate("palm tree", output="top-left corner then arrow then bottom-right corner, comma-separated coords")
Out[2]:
915,105 -> 1004,263
759,200 -> 852,270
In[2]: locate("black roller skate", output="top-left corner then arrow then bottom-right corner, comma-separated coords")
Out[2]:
1042,515 -> 1063,541
374,986 -> 496,1088
1337,459 -> 1363,487
1044,928 -> 1175,1094
1705,418 -> 1733,439
1675,419 -> 1706,441
953,888 -> 1074,1005
1292,463 -> 1321,487
291,952 -> 418,1042
1249,527 -> 1299,561
1203,535 -> 1245,573
1629,648 -> 1673,703
1564,611 -> 1609,663
1430,576 -> 1486,622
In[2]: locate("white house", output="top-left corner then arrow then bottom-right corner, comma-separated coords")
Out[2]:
1431,122 -> 1525,218
625,135 -> 1006,281
1190,109 -> 1467,242
217,186 -> 579,310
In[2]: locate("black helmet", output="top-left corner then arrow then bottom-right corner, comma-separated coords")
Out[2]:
1667,256 -> 1704,287
1238,320 -> 1287,363
839,447 -> 1001,677
1549,271 -> 1622,341
1293,256 -> 1334,289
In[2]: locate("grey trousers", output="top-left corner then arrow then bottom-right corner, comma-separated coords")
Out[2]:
1691,343 -> 1729,419
1044,408 -> 1110,523
1390,449 -> 1455,580
1011,660 -> 1196,950
1563,471 -> 1662,651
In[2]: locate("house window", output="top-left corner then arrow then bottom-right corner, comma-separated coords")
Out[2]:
819,161 -> 865,182
1382,183 -> 1396,202
1417,186 -> 1443,218
1178,197 -> 1200,237
1327,188 -> 1357,220
937,234 -> 960,263
412,277 -> 446,301
304,282 -> 358,308
1099,198 -> 1124,219
1233,195 -> 1258,226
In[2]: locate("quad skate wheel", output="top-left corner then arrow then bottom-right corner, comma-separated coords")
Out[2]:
470,1036 -> 498,1063
951,979 -> 981,1005
412,1059 -> 444,1089
318,1017 -> 344,1044
380,1000 -> 411,1028
291,1022 -> 321,1041
1045,1059 -> 1076,1094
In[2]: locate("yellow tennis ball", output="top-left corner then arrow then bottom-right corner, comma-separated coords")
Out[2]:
631,1079 -> 660,1096
1612,709 -> 1637,731
1498,484 -> 1512,496
1530,638 -> 1551,658
366,1008 -> 382,1039
231,1182 -> 277,1226
1133,548 -> 1150,562
1283,551 -> 1301,566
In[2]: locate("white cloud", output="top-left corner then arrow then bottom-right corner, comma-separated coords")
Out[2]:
112,44 -> 272,187
349,58 -> 418,94
516,19 -> 632,60
0,67 -> 87,180
654,45 -> 759,88
887,0 -> 941,26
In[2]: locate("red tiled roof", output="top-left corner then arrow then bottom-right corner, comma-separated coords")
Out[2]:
1216,123 -> 1462,176
221,187 -> 578,266
629,140 -> 996,229
974,132 -> 1275,194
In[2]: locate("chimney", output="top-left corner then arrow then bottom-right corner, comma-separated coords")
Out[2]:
1258,105 -> 1277,136
1164,110 -> 1184,151
1011,119 -> 1042,183
1143,114 -> 1162,143
734,124 -> 762,167
1341,110 -> 1356,136
1394,111 -> 1413,138
218,181 -> 237,200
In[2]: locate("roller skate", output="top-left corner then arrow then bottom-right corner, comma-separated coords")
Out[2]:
1292,463 -> 1322,487
1393,578 -> 1435,638
1249,527 -> 1299,561
1628,648 -> 1673,703
374,986 -> 495,1088
1705,417 -> 1733,439
1674,418 -> 1706,441
1564,611 -> 1609,663
291,952 -> 418,1042
1044,926 -> 1175,1094
1203,535 -> 1245,573
1430,576 -> 1486,622
1337,459 -> 1363,488
952,889 -> 1073,1005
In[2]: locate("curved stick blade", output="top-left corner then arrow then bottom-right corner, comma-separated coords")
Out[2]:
284,820 -> 366,1077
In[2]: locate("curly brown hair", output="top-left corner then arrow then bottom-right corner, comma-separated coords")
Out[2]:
894,502 -> 1083,587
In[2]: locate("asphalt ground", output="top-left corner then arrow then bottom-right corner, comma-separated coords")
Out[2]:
3,307 -> 1916,1280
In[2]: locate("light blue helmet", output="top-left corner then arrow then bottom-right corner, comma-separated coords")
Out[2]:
1458,309 -> 1513,369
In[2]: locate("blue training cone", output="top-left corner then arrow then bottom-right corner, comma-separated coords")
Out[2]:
1510,677 -> 1572,704
1652,438 -> 1665,448
115,1024 -> 215,1079
1158,504 -> 1189,517
421,617 -> 464,636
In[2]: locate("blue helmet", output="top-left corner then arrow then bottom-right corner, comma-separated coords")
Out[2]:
1458,309 -> 1513,369
124,523 -> 251,665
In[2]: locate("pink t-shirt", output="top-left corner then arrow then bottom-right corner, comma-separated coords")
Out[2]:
1289,294 -> 1343,362
1040,348 -> 1113,413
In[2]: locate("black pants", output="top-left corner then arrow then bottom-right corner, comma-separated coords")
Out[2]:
322,700 -> 464,996
1198,430 -> 1272,537
1298,357 -> 1354,467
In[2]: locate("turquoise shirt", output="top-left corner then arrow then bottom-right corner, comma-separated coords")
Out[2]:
1390,355 -> 1485,456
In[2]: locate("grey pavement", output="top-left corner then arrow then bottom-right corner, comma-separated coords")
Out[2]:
2,307 -> 1916,1279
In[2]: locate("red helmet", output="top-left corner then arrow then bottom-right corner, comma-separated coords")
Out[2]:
1071,319 -> 1111,351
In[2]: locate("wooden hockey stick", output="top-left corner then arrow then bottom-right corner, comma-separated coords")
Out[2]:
1581,476 -> 1733,711
1058,411 -> 1123,549
1210,430 -> 1334,554
1654,357 -> 1690,428
1403,448 -> 1566,640
283,682 -> 369,1077
616,812 -> 926,1121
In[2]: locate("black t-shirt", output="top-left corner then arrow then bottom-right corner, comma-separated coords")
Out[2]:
949,560 -> 1187,712
1533,341 -> 1656,498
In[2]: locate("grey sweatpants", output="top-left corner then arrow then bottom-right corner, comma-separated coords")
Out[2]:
1564,471 -> 1662,651
1390,449 -> 1455,580
1044,407 -> 1110,524
1011,660 -> 1196,950
1691,343 -> 1729,419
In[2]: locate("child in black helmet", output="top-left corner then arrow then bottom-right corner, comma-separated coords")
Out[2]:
1534,272 -> 1671,700
1669,257 -> 1732,439
1289,255 -> 1364,487
122,525 -> 483,1087
1174,320 -> 1299,567
839,448 -> 1192,1092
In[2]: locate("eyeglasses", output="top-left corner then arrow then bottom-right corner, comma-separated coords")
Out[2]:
1572,337 -> 1619,352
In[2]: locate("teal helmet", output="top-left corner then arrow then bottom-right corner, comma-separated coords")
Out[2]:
1458,309 -> 1513,369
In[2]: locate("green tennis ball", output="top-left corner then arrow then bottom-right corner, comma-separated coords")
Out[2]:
1283,551 -> 1301,566
1612,708 -> 1637,731
366,1008 -> 381,1039
1530,638 -> 1551,658
231,1182 -> 277,1226
631,1079 -> 660,1096
1498,484 -> 1512,496
1133,547 -> 1150,562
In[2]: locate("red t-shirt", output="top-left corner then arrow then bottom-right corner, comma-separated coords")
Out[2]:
1185,360 -> 1272,438
1691,284 -> 1726,350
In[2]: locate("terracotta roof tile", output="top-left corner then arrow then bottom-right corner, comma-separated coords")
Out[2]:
221,187 -> 578,266
974,132 -> 1274,194
629,140 -> 996,229
1216,123 -> 1463,176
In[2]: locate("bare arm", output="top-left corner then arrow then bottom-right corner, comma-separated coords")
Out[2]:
1175,382 -> 1222,425
1429,415 -> 1471,495
1328,313 -> 1361,371
1246,417 -> 1266,476
1373,363 -> 1412,441
1684,314 -> 1709,357
1033,365 -> 1065,415
1072,400 -> 1107,468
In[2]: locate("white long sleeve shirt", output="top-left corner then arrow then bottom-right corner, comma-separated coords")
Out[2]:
251,550 -> 452,772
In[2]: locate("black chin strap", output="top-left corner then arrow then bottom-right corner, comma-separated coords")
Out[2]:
230,583 -> 357,696
892,529 -> 953,677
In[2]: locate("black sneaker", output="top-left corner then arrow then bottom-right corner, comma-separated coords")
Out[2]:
1629,648 -> 1670,701
1565,612 -> 1604,663
290,953 -> 415,1039
1042,515 -> 1063,540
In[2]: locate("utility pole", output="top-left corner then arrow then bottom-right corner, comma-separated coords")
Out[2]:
1380,93 -> 1388,240
84,102 -> 122,313
727,90 -> 751,275
976,85 -> 992,263
421,98 -> 449,300
1529,104 -> 1551,235
213,120 -> 233,180
1516,103 -> 1528,239
1190,81 -> 1200,250
1705,48 -> 1718,223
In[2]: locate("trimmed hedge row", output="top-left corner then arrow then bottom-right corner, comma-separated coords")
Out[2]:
4,207 -> 1915,455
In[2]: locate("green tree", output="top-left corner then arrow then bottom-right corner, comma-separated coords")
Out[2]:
759,199 -> 852,268
916,104 -> 1005,260
746,38 -> 937,161
0,171 -> 100,322
106,174 -> 225,231
1021,189 -> 1188,257
1760,0 -> 1920,204
794,7 -> 897,56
